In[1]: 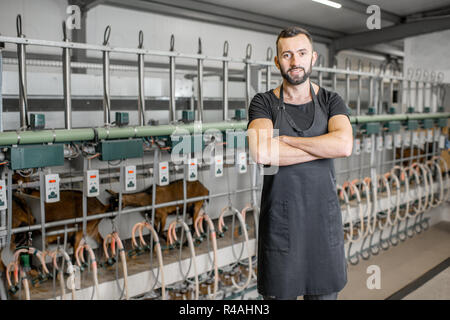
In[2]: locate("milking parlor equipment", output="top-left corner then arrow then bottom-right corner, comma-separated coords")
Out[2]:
0,15 -> 448,300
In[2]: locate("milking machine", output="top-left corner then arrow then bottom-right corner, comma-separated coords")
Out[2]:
0,15 -> 448,300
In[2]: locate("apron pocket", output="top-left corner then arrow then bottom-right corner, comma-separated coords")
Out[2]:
263,200 -> 290,253
327,197 -> 343,247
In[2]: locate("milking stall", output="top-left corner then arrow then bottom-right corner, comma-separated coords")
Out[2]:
0,0 -> 449,302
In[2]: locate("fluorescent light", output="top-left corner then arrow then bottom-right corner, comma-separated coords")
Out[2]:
312,0 -> 342,9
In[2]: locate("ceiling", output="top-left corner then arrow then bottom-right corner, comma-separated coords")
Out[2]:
81,0 -> 450,57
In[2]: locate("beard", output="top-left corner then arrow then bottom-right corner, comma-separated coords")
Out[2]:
280,59 -> 313,85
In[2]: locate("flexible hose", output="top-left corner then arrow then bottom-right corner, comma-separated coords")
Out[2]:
50,247 -> 76,300
75,240 -> 100,300
103,232 -> 129,300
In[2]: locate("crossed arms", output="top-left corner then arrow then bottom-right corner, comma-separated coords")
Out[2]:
247,114 -> 353,166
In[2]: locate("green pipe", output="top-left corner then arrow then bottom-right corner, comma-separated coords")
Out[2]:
0,113 -> 448,146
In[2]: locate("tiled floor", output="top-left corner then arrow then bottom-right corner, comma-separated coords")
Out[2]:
338,220 -> 450,300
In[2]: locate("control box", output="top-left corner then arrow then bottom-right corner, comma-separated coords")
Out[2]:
187,158 -> 198,182
0,180 -> 7,210
237,151 -> 247,174
45,174 -> 60,203
85,170 -> 100,197
214,155 -> 223,177
125,166 -> 137,191
157,162 -> 169,186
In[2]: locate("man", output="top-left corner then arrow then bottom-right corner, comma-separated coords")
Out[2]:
247,26 -> 353,300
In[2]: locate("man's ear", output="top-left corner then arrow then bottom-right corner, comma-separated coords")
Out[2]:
274,55 -> 280,70
312,51 -> 318,67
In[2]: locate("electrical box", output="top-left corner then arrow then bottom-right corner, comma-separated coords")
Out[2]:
436,118 -> 448,128
237,151 -> 247,174
234,109 -> 246,121
8,144 -> 64,170
45,174 -> 60,203
226,130 -> 247,149
407,120 -> 419,131
115,112 -> 129,127
85,170 -> 100,197
376,136 -> 383,151
394,133 -> 402,148
214,155 -> 223,177
186,158 -> 198,181
182,110 -> 195,123
384,121 -> 401,133
362,122 -> 380,135
0,180 -> 7,210
422,119 -> 433,129
403,132 -> 411,147
427,129 -> 434,143
407,107 -> 415,114
156,161 -> 169,186
125,166 -> 137,191
30,114 -> 45,130
363,137 -> 372,153
170,134 -> 204,154
97,139 -> 143,161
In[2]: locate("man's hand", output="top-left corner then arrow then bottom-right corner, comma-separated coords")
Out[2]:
277,115 -> 353,159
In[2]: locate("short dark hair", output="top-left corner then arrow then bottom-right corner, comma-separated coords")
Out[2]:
276,26 -> 314,56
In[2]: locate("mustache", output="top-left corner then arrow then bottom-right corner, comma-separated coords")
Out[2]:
288,66 -> 305,72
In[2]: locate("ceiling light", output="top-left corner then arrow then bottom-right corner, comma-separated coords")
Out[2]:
312,0 -> 342,9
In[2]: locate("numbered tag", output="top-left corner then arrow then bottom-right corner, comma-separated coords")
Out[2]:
214,155 -> 223,177
237,151 -> 247,174
403,133 -> 411,147
364,138 -> 372,153
385,135 -> 393,150
45,174 -> 60,203
85,170 -> 99,197
376,136 -> 383,151
394,134 -> 402,148
157,162 -> 169,186
439,136 -> 445,149
187,158 -> 198,181
0,180 -> 7,210
412,132 -> 419,146
427,129 -> 434,143
419,131 -> 426,148
125,166 -> 137,191
354,139 -> 361,155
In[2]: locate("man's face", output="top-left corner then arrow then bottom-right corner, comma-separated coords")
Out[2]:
275,34 -> 317,85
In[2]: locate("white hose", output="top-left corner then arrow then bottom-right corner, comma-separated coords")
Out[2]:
51,247 -> 76,300
75,240 -> 100,300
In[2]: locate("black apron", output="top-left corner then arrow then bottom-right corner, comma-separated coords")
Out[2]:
257,82 -> 348,298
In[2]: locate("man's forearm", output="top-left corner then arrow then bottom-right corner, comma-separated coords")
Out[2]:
261,138 -> 321,166
280,133 -> 351,159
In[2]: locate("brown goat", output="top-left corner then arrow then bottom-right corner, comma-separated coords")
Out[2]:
107,180 -> 209,242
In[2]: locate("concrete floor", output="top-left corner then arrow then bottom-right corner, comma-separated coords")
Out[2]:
338,220 -> 450,300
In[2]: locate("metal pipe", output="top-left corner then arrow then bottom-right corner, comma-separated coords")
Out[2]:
0,112 -> 448,146
39,169 -> 46,252
169,35 -> 176,123
345,58 -> 351,108
422,70 -> 429,111
357,60 -> 362,116
137,31 -> 146,126
245,44 -> 252,120
62,22 -> 72,130
197,38 -> 204,122
16,15 -> 28,129
368,63 -> 374,109
102,26 -> 112,126
0,41 -> 3,132
415,68 -> 422,112
379,64 -> 385,114
266,47 -> 273,91
223,41 -> 229,121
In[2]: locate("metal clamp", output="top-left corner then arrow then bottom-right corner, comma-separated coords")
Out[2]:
103,25 -> 111,46
138,30 -> 144,49
170,34 -> 175,51
223,40 -> 229,57
245,43 -> 252,60
266,47 -> 273,61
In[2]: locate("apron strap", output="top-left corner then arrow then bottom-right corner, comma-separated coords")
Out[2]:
277,82 -> 318,134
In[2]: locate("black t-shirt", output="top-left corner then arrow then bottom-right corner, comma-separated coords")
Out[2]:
247,87 -> 350,131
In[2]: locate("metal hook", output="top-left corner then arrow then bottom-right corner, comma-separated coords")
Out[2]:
198,37 -> 202,55
138,30 -> 144,49
170,34 -> 175,51
266,47 -> 273,61
103,25 -> 111,46
16,14 -> 23,37
62,21 -> 68,41
407,67 -> 414,80
245,43 -> 252,60
415,68 -> 422,81
345,57 -> 351,70
223,40 -> 229,57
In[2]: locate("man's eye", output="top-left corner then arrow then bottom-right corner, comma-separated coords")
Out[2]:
283,53 -> 291,59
